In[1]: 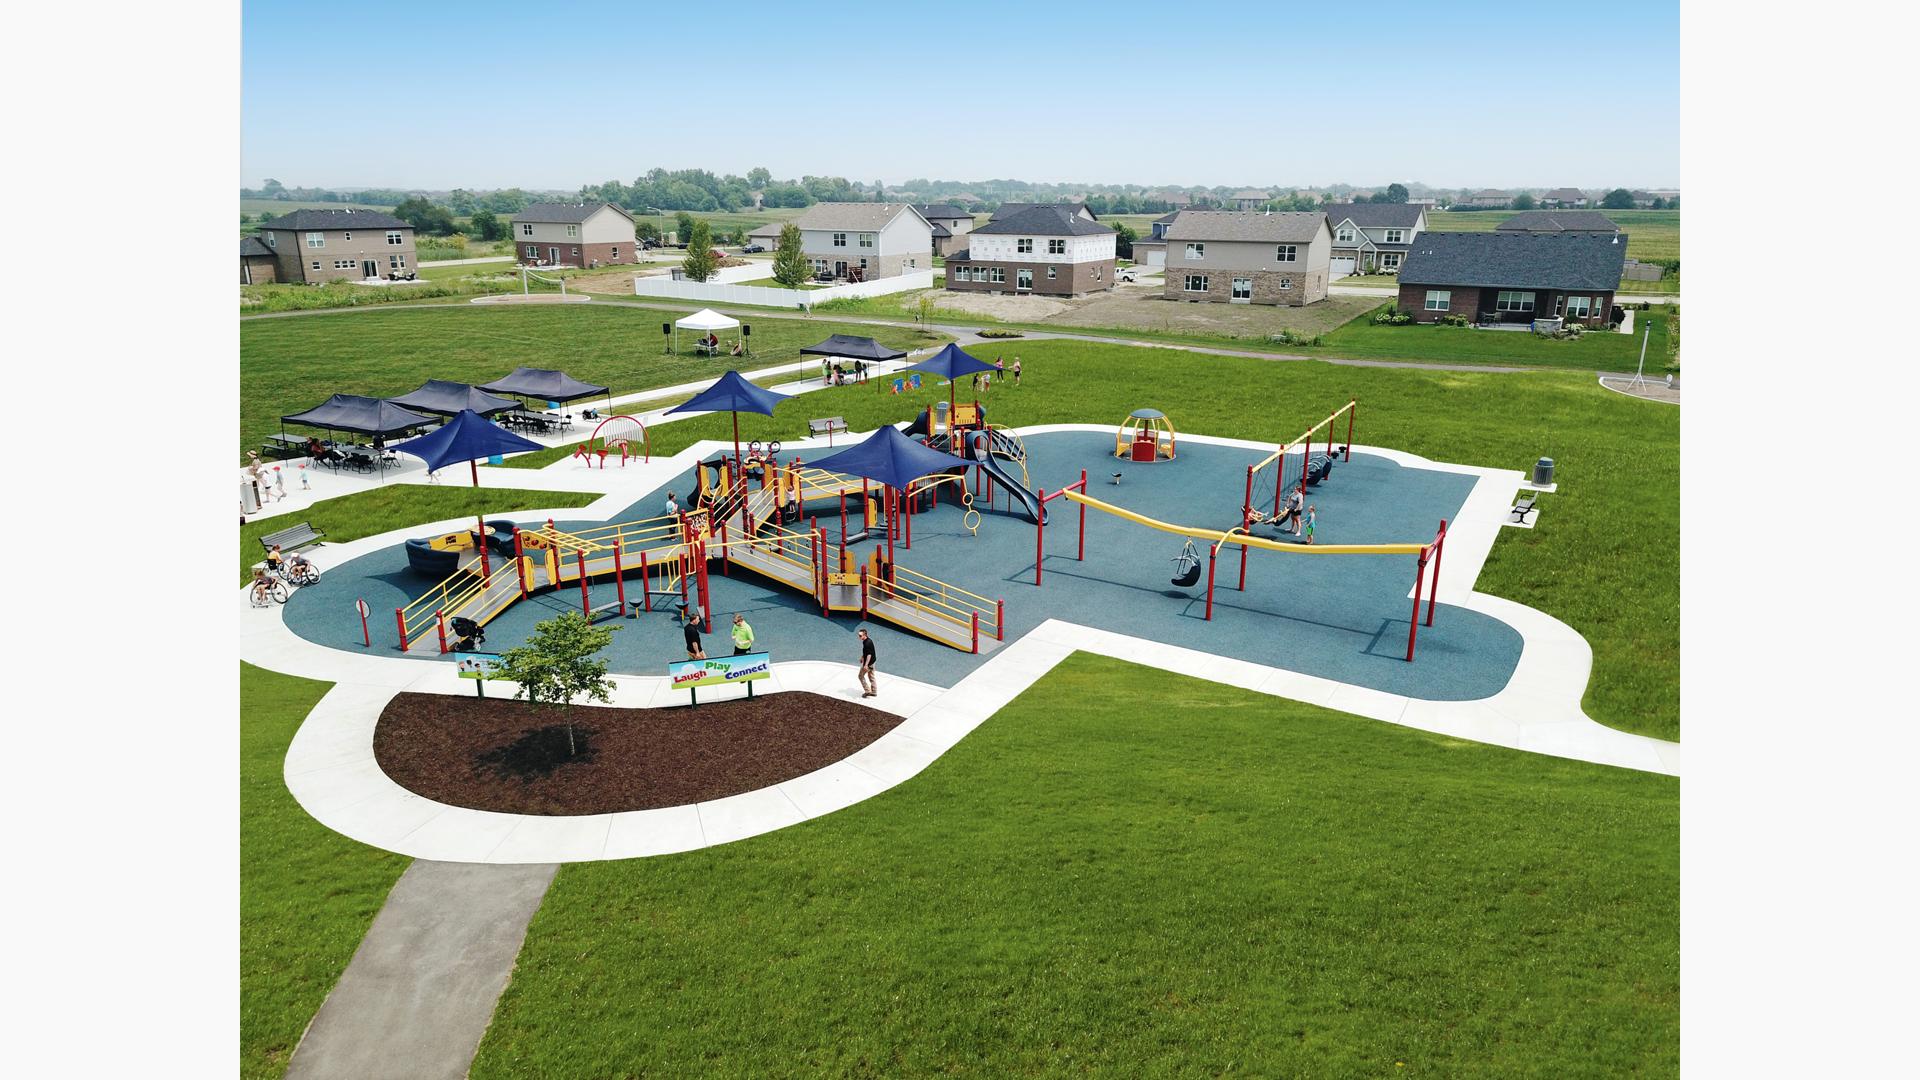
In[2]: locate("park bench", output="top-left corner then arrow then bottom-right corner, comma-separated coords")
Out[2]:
1509,498 -> 1537,524
809,416 -> 849,443
260,522 -> 324,554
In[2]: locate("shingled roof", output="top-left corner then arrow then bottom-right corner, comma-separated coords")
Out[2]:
914,203 -> 974,221
973,204 -> 1114,237
256,207 -> 411,231
511,201 -> 633,224
794,202 -> 925,232
992,201 -> 1094,222
240,236 -> 273,257
1322,202 -> 1425,229
1494,210 -> 1620,234
1399,232 -> 1627,290
1163,211 -> 1327,243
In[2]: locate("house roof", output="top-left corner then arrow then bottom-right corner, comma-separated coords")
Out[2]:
1231,189 -> 1271,201
914,203 -> 974,221
1543,188 -> 1587,202
240,236 -> 274,257
972,204 -> 1115,237
793,202 -> 925,232
1494,210 -> 1620,234
511,201 -> 633,224
1152,211 -> 1181,224
948,248 -> 971,261
1322,202 -> 1424,229
930,223 -> 952,238
1398,232 -> 1627,290
257,207 -> 411,231
1163,211 -> 1327,243
1471,189 -> 1508,199
992,202 -> 1094,222
746,222 -> 785,237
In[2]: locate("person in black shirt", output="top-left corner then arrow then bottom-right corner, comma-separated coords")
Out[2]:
682,605 -> 706,660
856,627 -> 877,698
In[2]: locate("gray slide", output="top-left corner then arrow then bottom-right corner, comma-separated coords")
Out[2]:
968,431 -> 1047,525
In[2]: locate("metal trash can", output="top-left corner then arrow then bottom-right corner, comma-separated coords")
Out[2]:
240,480 -> 262,515
1532,457 -> 1555,486
934,400 -> 951,434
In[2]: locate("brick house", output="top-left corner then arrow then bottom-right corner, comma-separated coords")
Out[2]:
1323,202 -> 1427,277
253,208 -> 418,284
511,202 -> 637,268
1161,211 -> 1332,306
792,203 -> 932,280
1396,232 -> 1627,326
1494,210 -> 1620,236
1129,210 -> 1180,267
915,204 -> 977,257
945,204 -> 1117,298
240,236 -> 277,284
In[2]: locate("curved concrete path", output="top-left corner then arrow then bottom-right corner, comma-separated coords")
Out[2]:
242,424 -> 1679,866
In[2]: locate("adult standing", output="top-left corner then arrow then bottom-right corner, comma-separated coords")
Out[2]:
1012,357 -> 1022,387
682,605 -> 706,660
856,628 -> 877,698
730,613 -> 756,655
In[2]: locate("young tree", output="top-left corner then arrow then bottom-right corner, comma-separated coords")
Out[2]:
916,293 -> 936,328
494,612 -> 615,759
1601,188 -> 1637,210
675,211 -> 697,245
1511,192 -> 1536,210
771,223 -> 809,288
1111,222 -> 1137,260
1383,183 -> 1410,204
682,221 -> 718,282
470,209 -> 505,241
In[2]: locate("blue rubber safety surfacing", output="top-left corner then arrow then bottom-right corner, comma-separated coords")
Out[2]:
282,432 -> 1522,700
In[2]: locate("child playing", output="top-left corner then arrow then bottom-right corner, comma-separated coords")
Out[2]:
1303,505 -> 1317,545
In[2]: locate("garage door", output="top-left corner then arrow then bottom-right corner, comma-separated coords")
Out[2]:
1143,248 -> 1164,267
1329,256 -> 1356,279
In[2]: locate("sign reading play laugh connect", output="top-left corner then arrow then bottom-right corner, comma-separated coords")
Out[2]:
669,651 -> 771,691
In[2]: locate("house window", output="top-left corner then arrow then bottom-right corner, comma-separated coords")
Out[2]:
1017,238 -> 1034,254
310,260 -> 321,271
1384,229 -> 1405,243
1565,295 -> 1593,319
305,232 -> 325,248
566,225 -> 578,237
1047,239 -> 1066,255
991,267 -> 1006,284
1278,278 -> 1292,289
390,254 -> 406,269
1380,252 -> 1402,270
521,224 -> 534,237
1231,277 -> 1251,300
264,233 -> 276,247
343,232 -> 352,241
333,259 -> 354,269
1496,290 -> 1536,312
1017,268 -> 1033,289
1275,244 -> 1297,262
1094,266 -> 1102,280
386,231 -> 404,245
1185,243 -> 1205,260
832,232 -> 847,247
858,233 -> 875,248
1184,273 -> 1209,292
1046,266 -> 1057,280
1336,227 -> 1354,243
1424,290 -> 1451,311
610,246 -> 620,259
571,247 -> 579,257
906,258 -> 915,269
858,258 -> 869,270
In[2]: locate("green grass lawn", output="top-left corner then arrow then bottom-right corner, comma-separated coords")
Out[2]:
472,653 -> 1678,1078
1322,307 -> 1671,372
1427,209 -> 1679,263
1618,275 -> 1679,295
238,304 -> 948,459
241,662 -> 409,1080
1334,273 -> 1402,288
240,485 -> 598,582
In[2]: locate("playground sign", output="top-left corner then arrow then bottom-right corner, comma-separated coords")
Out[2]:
455,652 -> 505,679
669,651 -> 770,704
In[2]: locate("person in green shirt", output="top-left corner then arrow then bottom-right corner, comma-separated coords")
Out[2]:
730,613 -> 755,655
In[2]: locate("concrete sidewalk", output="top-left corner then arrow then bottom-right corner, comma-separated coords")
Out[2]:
283,860 -> 557,1080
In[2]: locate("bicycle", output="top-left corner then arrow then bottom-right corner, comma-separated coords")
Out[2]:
250,578 -> 289,607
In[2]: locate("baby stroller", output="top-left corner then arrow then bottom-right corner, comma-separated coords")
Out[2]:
1170,540 -> 1203,588
449,616 -> 486,653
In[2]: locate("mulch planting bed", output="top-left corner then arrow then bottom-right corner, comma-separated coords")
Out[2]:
374,691 -> 904,816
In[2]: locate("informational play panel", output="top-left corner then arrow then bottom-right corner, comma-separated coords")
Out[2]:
669,651 -> 771,703
455,652 -> 505,679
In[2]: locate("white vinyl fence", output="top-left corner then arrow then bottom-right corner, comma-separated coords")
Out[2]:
634,269 -> 934,311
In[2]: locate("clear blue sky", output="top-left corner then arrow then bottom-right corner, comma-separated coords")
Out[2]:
242,0 -> 1678,192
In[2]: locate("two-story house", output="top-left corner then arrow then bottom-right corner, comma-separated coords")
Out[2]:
1466,189 -> 1511,208
1396,232 -> 1626,326
1161,211 -> 1332,306
991,202 -> 1096,223
915,204 -> 977,257
1541,187 -> 1590,208
1128,210 -> 1182,267
253,208 -> 417,285
1494,210 -> 1621,236
510,202 -> 637,268
945,204 -> 1116,298
1323,202 -> 1428,277
1230,189 -> 1271,210
790,203 -> 932,280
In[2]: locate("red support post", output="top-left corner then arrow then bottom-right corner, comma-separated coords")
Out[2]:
860,566 -> 869,618
839,491 -> 847,545
394,608 -> 408,651
476,516 -> 491,579
1078,470 -> 1087,561
1426,520 -> 1447,627
885,487 -> 896,567
718,515 -> 730,576
995,599 -> 1004,640
1204,546 -> 1218,621
971,610 -> 980,654
1274,446 -> 1286,519
435,610 -> 448,653
1406,550 -> 1429,662
697,543 -> 712,632
905,484 -> 913,549
613,540 -> 627,615
641,549 -> 651,612
1034,488 -> 1046,585
513,527 -> 528,598
577,550 -> 590,616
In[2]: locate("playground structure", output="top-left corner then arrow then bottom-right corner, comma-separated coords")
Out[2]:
1244,399 -> 1357,525
1115,409 -> 1177,462
393,454 -> 1007,656
573,414 -> 650,468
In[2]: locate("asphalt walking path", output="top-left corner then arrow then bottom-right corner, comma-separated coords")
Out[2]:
283,860 -> 558,1080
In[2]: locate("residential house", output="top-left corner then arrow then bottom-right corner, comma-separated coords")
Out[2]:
1323,202 -> 1427,276
915,203 -> 978,257
511,201 -> 637,267
792,202 -> 932,280
1396,232 -> 1626,326
1148,190 -> 1191,208
1230,189 -> 1271,210
1541,187 -> 1589,208
992,202 -> 1096,223
1161,211 -> 1332,306
745,222 -> 786,250
253,208 -> 418,284
1129,210 -> 1181,267
1466,189 -> 1511,208
1406,196 -> 1439,208
240,236 -> 277,284
1494,210 -> 1620,236
945,204 -> 1116,298
949,193 -> 983,207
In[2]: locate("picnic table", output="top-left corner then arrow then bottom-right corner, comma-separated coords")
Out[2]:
261,433 -> 307,460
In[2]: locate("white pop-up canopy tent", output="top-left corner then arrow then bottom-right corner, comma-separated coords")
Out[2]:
674,308 -> 742,355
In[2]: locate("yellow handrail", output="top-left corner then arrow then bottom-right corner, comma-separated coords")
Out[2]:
1061,489 -> 1425,555
888,562 -> 998,615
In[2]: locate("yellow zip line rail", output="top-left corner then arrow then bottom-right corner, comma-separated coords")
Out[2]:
1250,398 -> 1358,472
1059,489 -> 1427,555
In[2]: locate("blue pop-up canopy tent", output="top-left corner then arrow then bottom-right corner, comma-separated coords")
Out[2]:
665,370 -> 790,464
907,342 -> 997,419
387,379 -> 520,417
387,408 -> 545,486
